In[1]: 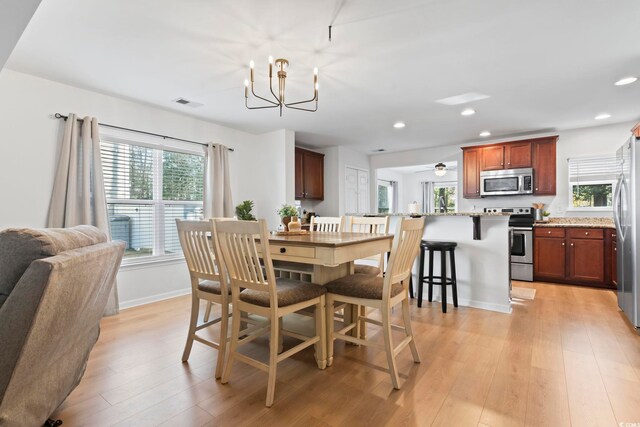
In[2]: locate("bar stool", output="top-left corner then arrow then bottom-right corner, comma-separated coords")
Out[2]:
417,240 -> 458,313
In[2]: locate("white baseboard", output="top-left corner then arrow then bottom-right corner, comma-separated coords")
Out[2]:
119,288 -> 191,310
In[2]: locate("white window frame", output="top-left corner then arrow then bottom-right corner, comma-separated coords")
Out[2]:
101,134 -> 205,267
567,155 -> 617,212
377,179 -> 397,213
432,181 -> 458,213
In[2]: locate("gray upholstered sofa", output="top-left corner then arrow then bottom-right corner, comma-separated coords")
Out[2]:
0,225 -> 124,427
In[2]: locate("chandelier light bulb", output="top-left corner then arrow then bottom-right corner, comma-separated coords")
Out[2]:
314,67 -> 318,75
315,82 -> 319,90
268,56 -> 273,64
244,79 -> 249,87
249,60 -> 255,69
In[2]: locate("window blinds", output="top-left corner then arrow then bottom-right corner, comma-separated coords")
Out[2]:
568,155 -> 618,183
101,140 -> 204,259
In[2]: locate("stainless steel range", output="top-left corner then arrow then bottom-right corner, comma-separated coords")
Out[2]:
485,207 -> 535,281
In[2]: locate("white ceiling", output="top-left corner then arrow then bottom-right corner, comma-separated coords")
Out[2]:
385,162 -> 458,174
7,0 -> 640,152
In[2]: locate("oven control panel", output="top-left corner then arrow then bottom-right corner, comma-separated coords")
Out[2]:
484,207 -> 532,214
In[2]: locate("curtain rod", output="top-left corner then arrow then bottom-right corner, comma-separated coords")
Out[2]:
53,113 -> 234,152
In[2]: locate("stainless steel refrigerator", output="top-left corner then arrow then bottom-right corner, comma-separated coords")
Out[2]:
614,136 -> 639,329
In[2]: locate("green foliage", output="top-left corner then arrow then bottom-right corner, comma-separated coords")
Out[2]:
235,200 -> 256,220
572,183 -> 612,208
162,151 -> 204,201
129,145 -> 153,199
277,204 -> 298,218
433,186 -> 456,213
378,185 -> 389,213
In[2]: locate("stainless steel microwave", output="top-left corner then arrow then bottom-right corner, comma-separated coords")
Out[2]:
480,168 -> 534,196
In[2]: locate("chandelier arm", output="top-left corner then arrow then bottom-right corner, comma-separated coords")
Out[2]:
251,82 -> 279,106
246,98 -> 279,110
284,91 -> 318,107
269,75 -> 282,104
284,103 -> 318,112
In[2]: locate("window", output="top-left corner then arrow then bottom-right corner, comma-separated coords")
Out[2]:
377,179 -> 397,213
101,138 -> 205,260
568,155 -> 617,210
422,181 -> 457,213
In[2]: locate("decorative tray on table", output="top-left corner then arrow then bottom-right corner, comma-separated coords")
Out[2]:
275,230 -> 310,236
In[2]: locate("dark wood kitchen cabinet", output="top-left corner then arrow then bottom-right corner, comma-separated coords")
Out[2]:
462,136 -> 556,198
532,137 -> 557,195
295,147 -> 324,200
534,226 -> 614,288
462,147 -> 481,198
534,228 -> 566,280
481,145 -> 505,171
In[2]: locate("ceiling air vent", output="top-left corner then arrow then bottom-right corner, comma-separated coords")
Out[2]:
373,149 -> 386,152
173,98 -> 204,108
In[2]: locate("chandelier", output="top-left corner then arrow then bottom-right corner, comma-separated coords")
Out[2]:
244,56 -> 318,116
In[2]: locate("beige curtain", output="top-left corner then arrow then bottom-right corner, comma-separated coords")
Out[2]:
47,113 -> 119,316
204,143 -> 233,218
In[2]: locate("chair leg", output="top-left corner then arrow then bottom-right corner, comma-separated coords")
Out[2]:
382,305 -> 401,389
315,296 -> 327,369
181,295 -> 200,362
326,295 -> 335,367
277,317 -> 284,354
221,304 -> 241,384
428,249 -> 434,302
266,315 -> 280,407
417,246 -> 425,306
441,250 -> 447,313
203,302 -> 213,322
214,302 -> 229,379
450,249 -> 458,308
401,295 -> 420,363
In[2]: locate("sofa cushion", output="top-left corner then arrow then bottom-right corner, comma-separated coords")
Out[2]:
240,278 -> 326,307
0,225 -> 107,298
326,274 -> 404,300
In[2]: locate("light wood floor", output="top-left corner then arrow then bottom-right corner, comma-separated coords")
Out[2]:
53,281 -> 640,427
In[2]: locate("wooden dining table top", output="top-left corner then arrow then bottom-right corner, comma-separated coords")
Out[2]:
267,231 -> 392,248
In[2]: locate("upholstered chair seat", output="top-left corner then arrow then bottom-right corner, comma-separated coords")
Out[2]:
353,264 -> 381,276
197,280 -> 230,295
239,278 -> 326,307
326,274 -> 403,300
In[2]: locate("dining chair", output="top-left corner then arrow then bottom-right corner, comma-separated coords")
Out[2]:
213,219 -> 327,407
325,216 -> 425,389
310,216 -> 345,232
175,219 -> 230,380
346,215 -> 390,276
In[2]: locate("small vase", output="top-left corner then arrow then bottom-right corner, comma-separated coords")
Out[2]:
288,216 -> 301,232
282,216 -> 291,231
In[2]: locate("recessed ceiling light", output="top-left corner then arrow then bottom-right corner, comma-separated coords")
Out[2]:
393,122 -> 406,129
614,77 -> 638,86
461,108 -> 476,116
479,130 -> 491,137
595,113 -> 611,120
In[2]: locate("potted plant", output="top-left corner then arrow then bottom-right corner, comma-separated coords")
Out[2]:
235,200 -> 256,221
542,211 -> 551,222
277,204 -> 298,231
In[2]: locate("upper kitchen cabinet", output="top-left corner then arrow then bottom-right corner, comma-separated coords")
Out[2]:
462,136 -> 556,198
480,141 -> 532,171
532,136 -> 557,195
295,147 -> 324,200
462,147 -> 481,198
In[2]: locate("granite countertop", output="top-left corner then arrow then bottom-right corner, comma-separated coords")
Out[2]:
534,217 -> 615,229
352,212 -> 511,217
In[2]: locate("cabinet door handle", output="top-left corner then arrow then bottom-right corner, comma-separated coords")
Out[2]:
535,188 -> 539,191
585,232 -> 589,235
614,247 -> 617,251
279,247 -> 287,253
562,242 -> 565,246
570,243 -> 574,246
548,231 -> 551,234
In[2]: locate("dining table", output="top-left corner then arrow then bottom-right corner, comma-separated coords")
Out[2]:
266,231 -> 394,340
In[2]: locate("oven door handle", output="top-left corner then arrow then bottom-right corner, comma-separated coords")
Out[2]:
512,227 -> 534,231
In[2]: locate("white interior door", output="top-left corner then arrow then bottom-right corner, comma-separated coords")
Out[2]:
357,169 -> 369,214
345,167 -> 358,214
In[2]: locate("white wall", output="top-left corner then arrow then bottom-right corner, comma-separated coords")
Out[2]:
0,69 -> 293,308
0,0 -> 41,70
402,168 -> 459,212
370,122 -> 635,217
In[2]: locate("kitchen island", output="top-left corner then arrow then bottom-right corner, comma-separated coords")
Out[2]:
354,212 -> 512,314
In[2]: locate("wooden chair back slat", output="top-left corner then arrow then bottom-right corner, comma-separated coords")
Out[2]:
310,216 -> 345,232
347,216 -> 390,267
176,220 -> 221,285
212,219 -> 278,306
384,217 -> 426,298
